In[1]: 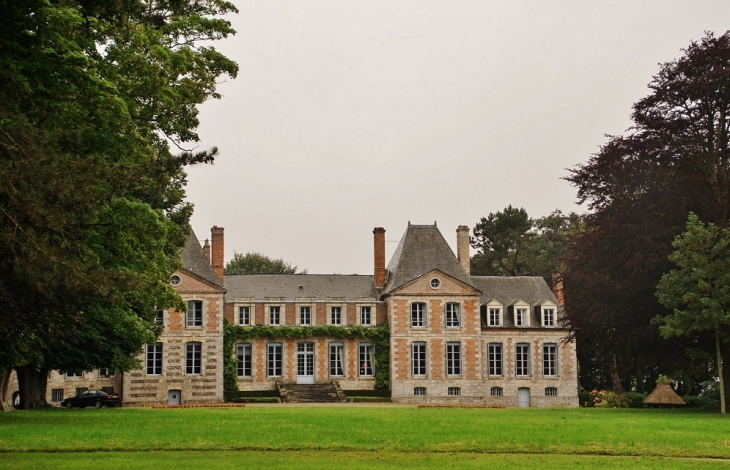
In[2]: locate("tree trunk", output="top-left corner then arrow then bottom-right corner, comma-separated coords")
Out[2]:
722,340 -> 730,413
610,354 -> 623,395
15,365 -> 47,410
0,369 -> 11,412
716,322 -> 726,415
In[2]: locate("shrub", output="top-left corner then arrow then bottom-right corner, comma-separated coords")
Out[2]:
578,390 -> 593,407
624,392 -> 648,408
682,396 -> 720,410
343,390 -> 391,398
590,389 -> 628,408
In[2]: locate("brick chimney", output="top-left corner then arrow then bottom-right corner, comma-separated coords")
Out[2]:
203,239 -> 211,264
373,227 -> 386,288
211,226 -> 224,281
456,225 -> 470,274
552,272 -> 565,307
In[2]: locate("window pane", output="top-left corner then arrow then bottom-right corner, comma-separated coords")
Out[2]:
446,342 -> 462,375
360,306 -> 371,325
543,344 -> 557,376
267,343 -> 282,376
238,306 -> 250,325
411,303 -> 425,327
516,344 -> 530,376
445,303 -> 460,327
359,344 -> 373,376
489,343 -> 502,376
412,342 -> 426,376
186,342 -> 201,374
187,300 -> 202,327
331,306 -> 341,325
299,306 -> 311,325
329,343 -> 344,376
237,343 -> 252,377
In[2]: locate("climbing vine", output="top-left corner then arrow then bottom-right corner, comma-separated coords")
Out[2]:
223,320 -> 390,391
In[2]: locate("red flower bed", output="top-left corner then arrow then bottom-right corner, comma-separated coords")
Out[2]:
417,404 -> 505,409
152,403 -> 246,409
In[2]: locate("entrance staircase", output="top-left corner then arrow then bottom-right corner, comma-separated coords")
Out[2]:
277,381 -> 346,403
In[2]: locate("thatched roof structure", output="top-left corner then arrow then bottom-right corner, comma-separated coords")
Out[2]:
643,384 -> 686,406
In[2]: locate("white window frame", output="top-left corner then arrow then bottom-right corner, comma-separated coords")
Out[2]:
541,302 -> 557,327
487,302 -> 503,327
410,302 -> 427,328
515,343 -> 530,377
359,305 -> 373,326
543,343 -> 558,376
51,388 -> 64,402
512,300 -> 530,327
488,343 -> 503,376
66,371 -> 83,379
446,342 -> 462,376
329,305 -> 342,325
237,305 -> 252,326
98,368 -> 115,378
490,386 -> 503,397
414,387 -> 427,396
298,305 -> 313,326
186,300 -> 203,328
358,343 -> 374,376
237,343 -> 252,378
146,343 -> 163,376
268,305 -> 281,326
329,342 -> 345,377
155,309 -> 165,325
445,302 -> 461,328
412,342 -> 427,376
267,343 -> 283,377
185,342 -> 202,375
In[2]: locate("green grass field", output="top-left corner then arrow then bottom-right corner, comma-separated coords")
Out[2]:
0,406 -> 728,468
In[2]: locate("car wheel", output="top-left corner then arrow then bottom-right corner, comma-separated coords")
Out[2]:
95,401 -> 102,409
65,402 -> 72,409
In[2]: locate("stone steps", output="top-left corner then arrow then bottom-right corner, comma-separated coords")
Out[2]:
278,381 -> 346,403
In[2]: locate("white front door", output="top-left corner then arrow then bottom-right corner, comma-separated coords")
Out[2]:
518,387 -> 530,408
297,342 -> 315,384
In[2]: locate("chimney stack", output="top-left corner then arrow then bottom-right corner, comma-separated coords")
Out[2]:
456,225 -> 470,274
373,227 -> 386,288
211,226 -> 224,281
203,239 -> 211,264
552,273 -> 565,307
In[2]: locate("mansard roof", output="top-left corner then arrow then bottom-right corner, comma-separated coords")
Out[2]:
471,276 -> 559,306
180,228 -> 224,288
383,223 -> 475,294
224,274 -> 378,302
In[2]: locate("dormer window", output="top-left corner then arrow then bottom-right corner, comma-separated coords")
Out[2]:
543,308 -> 555,327
538,301 -> 558,327
515,308 -> 528,326
511,300 -> 530,327
489,307 -> 502,326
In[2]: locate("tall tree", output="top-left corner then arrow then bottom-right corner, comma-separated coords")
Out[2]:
0,0 -> 238,409
225,252 -> 305,275
565,31 -> 730,399
656,213 -> 730,414
470,207 -> 582,280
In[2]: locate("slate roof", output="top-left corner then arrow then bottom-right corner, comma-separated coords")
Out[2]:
224,274 -> 378,301
180,228 -> 224,288
384,223 -> 475,293
471,276 -> 565,327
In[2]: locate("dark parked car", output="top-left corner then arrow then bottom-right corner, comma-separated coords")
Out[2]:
62,390 -> 121,409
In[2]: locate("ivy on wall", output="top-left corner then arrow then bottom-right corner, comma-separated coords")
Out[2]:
223,320 -> 391,391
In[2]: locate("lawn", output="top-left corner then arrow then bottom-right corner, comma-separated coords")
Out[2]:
0,406 -> 728,468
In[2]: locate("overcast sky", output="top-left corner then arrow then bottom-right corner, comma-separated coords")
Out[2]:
185,0 -> 730,275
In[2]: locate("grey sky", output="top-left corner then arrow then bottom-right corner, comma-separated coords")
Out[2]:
185,0 -> 730,275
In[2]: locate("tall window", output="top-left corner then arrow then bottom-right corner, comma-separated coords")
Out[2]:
51,389 -> 64,402
412,342 -> 427,376
515,308 -> 527,327
186,342 -> 202,375
329,343 -> 344,376
269,306 -> 281,326
267,343 -> 282,377
516,343 -> 530,376
488,343 -> 503,376
445,303 -> 461,327
411,302 -> 426,327
330,306 -> 342,325
237,343 -> 252,377
299,306 -> 311,325
489,307 -> 501,326
543,344 -> 558,376
155,309 -> 164,325
543,308 -> 555,327
359,343 -> 373,376
360,306 -> 372,326
238,306 -> 251,326
186,300 -> 203,327
146,343 -> 163,375
446,342 -> 462,376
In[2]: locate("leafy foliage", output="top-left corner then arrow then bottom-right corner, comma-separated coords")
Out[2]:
564,31 -> 730,398
470,207 -> 582,279
656,213 -> 730,413
223,321 -> 391,391
0,0 -> 237,408
224,252 -> 305,275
